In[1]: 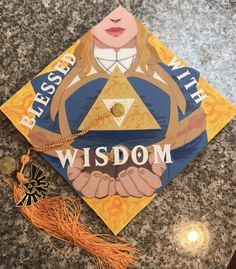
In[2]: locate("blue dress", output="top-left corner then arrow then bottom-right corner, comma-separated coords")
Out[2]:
31,63 -> 208,192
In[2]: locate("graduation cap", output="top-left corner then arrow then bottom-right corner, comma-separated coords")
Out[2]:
1,6 -> 236,269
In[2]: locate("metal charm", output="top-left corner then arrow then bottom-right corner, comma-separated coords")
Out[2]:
0,156 -> 16,175
16,153 -> 49,207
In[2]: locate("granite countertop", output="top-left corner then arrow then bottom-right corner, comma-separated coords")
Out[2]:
0,1 -> 235,268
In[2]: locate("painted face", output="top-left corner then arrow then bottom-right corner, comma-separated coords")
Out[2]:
91,6 -> 138,48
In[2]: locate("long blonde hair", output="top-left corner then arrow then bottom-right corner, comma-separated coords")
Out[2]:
73,21 -> 162,77
50,21 -> 187,135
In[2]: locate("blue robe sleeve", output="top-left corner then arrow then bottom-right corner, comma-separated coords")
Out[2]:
158,63 -> 208,189
31,66 -> 74,134
160,63 -> 202,120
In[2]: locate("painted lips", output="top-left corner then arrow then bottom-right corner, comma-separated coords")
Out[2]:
105,27 -> 125,36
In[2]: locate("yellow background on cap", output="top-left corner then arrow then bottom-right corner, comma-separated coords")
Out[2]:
0,32 -> 235,235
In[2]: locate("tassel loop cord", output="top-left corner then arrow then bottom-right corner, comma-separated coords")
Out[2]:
29,111 -> 112,153
12,110 -> 137,269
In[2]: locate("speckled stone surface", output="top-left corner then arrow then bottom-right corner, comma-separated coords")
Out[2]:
0,1 -> 235,269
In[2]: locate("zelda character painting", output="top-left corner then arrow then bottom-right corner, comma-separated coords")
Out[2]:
1,6 -> 235,237
1,4 -> 236,269
16,6 -> 207,199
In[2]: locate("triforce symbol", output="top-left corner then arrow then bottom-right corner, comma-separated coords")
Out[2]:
103,98 -> 135,127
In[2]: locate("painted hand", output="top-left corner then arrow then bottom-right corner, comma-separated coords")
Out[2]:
114,151 -> 166,198
148,151 -> 167,177
67,156 -> 116,198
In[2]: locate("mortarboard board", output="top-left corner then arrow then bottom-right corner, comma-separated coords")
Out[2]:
1,6 -> 236,269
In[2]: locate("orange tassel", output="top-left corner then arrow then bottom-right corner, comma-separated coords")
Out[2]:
13,181 -> 137,269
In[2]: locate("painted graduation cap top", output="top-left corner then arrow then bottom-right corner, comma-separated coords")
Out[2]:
1,6 -> 236,235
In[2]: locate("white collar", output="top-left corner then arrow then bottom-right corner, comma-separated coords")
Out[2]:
94,47 -> 137,74
67,47 -> 167,88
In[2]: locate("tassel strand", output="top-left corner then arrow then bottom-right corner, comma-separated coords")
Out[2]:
13,181 -> 137,269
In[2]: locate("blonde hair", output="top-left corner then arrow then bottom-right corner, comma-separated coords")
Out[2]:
73,21 -> 162,77
50,20 -> 187,131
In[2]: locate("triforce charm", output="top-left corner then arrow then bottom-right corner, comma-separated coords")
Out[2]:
16,153 -> 49,207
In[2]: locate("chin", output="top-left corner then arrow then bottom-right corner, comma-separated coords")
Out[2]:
103,37 -> 133,49
107,42 -> 128,48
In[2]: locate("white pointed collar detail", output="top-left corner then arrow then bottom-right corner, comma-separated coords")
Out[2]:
94,47 -> 137,74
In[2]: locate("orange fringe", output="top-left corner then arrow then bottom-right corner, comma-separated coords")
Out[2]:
13,181 -> 137,269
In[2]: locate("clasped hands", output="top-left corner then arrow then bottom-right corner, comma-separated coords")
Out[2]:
67,150 -> 166,198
